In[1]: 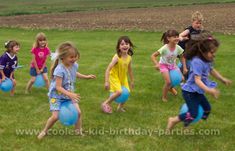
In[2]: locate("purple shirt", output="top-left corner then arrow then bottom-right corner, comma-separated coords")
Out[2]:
0,52 -> 18,78
30,47 -> 50,69
182,57 -> 217,94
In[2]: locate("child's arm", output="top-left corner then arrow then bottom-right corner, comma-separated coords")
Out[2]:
181,55 -> 188,75
195,75 -> 220,99
76,72 -> 96,79
31,55 -> 40,74
104,56 -> 118,90
179,29 -> 190,41
151,51 -> 160,70
128,61 -> 134,89
40,56 -> 48,73
55,76 -> 80,101
210,69 -> 232,86
0,69 -> 6,81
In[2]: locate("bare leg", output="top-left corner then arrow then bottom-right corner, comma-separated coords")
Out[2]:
74,103 -> 83,136
25,76 -> 36,94
103,91 -> 122,105
167,116 -> 181,131
37,111 -> 58,140
42,73 -> 50,90
10,79 -> 16,96
161,72 -> 171,102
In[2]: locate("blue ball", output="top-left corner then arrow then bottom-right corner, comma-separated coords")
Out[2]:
59,101 -> 79,126
169,69 -> 182,87
111,86 -> 130,103
1,78 -> 13,92
34,74 -> 45,87
180,103 -> 204,123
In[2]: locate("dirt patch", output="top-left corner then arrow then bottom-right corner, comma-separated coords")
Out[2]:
0,3 -> 234,34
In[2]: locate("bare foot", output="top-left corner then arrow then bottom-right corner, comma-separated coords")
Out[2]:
37,131 -> 46,140
167,117 -> 180,130
117,107 -> 126,112
162,97 -> 168,102
75,129 -> 85,136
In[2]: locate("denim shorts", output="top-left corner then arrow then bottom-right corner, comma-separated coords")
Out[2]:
30,67 -> 48,76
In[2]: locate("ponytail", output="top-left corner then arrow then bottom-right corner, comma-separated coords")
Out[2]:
50,58 -> 59,79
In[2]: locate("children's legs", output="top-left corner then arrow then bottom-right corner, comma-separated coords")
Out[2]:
117,103 -> 126,112
10,79 -> 16,96
37,111 -> 59,139
103,91 -> 122,105
161,71 -> 171,101
198,94 -> 211,120
167,116 -> 181,130
25,76 -> 36,93
42,73 -> 50,89
73,103 -> 82,134
181,90 -> 200,127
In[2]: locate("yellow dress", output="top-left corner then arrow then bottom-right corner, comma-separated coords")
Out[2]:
109,54 -> 131,92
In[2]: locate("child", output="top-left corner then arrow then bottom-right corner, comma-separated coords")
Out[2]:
167,31 -> 232,130
151,29 -> 184,102
0,40 -> 20,96
25,32 -> 50,93
37,42 -> 96,139
101,36 -> 134,113
178,11 -> 204,80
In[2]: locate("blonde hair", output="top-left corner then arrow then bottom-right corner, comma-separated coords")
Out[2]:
50,41 -> 80,79
33,32 -> 48,48
191,11 -> 204,22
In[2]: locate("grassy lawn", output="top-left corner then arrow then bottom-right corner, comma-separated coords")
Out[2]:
0,28 -> 234,150
0,0 -> 235,16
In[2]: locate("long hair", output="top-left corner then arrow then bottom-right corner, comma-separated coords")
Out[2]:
184,31 -> 219,61
33,32 -> 48,48
161,29 -> 179,44
116,36 -> 134,57
5,40 -> 20,53
50,42 -> 80,79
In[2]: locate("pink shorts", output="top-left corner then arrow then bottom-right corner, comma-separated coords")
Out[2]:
159,64 -> 176,73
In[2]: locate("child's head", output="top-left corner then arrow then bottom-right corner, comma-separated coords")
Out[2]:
191,11 -> 203,31
4,40 -> 20,54
34,32 -> 48,48
185,31 -> 219,62
161,29 -> 179,44
50,42 -> 80,79
116,36 -> 134,57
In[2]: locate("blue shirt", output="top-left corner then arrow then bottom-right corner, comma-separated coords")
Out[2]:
48,63 -> 78,99
182,57 -> 217,94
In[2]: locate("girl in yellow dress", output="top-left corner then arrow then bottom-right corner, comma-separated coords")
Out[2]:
101,36 -> 134,113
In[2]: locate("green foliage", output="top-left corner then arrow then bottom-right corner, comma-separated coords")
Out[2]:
0,0 -> 235,16
0,28 -> 234,150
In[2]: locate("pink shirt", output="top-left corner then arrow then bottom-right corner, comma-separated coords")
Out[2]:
30,47 -> 50,69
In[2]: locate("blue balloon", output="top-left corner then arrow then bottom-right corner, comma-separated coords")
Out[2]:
180,103 -> 204,123
1,78 -> 13,92
59,101 -> 79,126
34,74 -> 45,87
169,69 -> 182,87
113,86 -> 130,103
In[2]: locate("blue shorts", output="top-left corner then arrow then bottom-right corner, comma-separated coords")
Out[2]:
30,67 -> 48,76
49,98 -> 77,111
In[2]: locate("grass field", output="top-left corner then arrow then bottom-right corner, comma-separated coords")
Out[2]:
0,28 -> 234,150
0,0 -> 235,16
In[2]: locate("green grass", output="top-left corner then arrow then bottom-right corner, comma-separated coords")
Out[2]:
0,28 -> 235,151
0,0 -> 235,16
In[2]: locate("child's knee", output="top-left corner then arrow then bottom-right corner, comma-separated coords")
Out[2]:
115,90 -> 122,96
50,114 -> 59,121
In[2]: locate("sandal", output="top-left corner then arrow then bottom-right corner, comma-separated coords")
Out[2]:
101,103 -> 112,114
169,88 -> 178,96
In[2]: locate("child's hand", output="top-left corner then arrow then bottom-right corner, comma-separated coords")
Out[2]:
40,69 -> 44,73
207,88 -> 220,99
221,78 -> 232,86
154,64 -> 160,70
68,92 -> 81,102
104,81 -> 110,90
183,67 -> 188,75
87,74 -> 96,79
